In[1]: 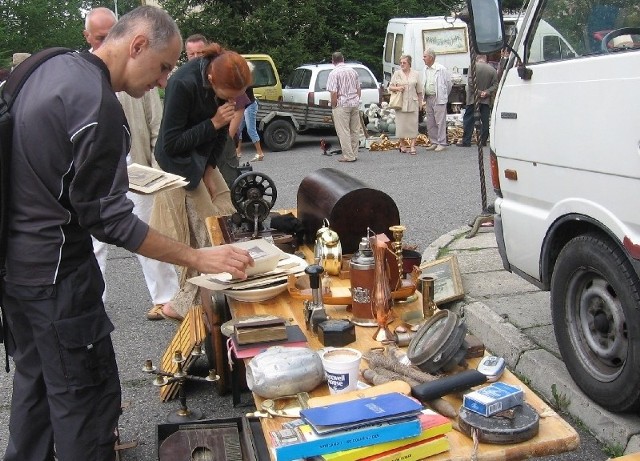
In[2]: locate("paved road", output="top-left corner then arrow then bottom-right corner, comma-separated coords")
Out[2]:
0,131 -> 611,460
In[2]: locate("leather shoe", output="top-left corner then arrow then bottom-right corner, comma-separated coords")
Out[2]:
456,142 -> 471,147
338,157 -> 357,162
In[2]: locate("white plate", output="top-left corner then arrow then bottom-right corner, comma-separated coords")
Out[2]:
222,281 -> 288,303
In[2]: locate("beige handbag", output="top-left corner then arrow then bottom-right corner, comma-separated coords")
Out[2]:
389,90 -> 403,110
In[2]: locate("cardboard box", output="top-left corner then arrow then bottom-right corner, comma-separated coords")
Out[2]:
462,382 -> 524,417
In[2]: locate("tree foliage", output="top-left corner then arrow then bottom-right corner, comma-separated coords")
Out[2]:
0,0 -> 140,68
160,0 -> 452,81
1,0 -> 528,79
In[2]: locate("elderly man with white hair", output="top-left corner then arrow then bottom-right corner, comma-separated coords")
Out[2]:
422,48 -> 452,152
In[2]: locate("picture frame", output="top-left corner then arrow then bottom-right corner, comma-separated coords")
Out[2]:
422,27 -> 468,54
418,254 -> 464,305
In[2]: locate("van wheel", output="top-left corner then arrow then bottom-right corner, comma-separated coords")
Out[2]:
263,119 -> 296,151
550,233 -> 640,412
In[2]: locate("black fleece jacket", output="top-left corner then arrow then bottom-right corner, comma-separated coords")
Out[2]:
154,57 -> 228,190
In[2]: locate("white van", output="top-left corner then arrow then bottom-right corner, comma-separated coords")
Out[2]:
383,17 -> 472,88
382,16 -> 572,105
465,0 -> 640,412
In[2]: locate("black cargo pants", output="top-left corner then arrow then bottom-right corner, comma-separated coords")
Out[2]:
2,258 -> 120,461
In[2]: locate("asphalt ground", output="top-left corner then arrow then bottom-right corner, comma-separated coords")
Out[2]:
0,130 -> 618,460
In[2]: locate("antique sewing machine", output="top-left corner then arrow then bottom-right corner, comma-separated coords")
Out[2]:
216,171 -> 298,252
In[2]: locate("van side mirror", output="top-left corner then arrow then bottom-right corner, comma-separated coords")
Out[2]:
464,0 -> 506,54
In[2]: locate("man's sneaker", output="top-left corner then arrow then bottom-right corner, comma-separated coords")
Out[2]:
425,144 -> 437,150
434,145 -> 447,152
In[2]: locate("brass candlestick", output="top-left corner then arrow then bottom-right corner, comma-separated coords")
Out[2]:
389,225 -> 406,279
143,346 -> 219,423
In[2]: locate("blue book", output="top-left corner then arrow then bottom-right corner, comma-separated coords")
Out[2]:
270,417 -> 422,461
300,392 -> 423,434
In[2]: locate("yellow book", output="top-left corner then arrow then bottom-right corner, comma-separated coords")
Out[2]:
320,409 -> 451,461
361,435 -> 450,461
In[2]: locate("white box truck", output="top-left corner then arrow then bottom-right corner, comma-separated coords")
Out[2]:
383,17 -> 471,105
382,15 -> 572,107
383,17 -> 472,87
464,0 -> 640,412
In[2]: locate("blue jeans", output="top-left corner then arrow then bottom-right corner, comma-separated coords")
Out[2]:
239,100 -> 260,143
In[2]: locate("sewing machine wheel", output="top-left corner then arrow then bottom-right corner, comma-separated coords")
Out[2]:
230,172 -> 277,223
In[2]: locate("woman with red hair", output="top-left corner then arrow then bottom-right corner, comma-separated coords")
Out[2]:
153,42 -> 252,320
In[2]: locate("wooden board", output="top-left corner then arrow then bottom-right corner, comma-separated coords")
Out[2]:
207,213 -> 579,460
159,306 -> 207,401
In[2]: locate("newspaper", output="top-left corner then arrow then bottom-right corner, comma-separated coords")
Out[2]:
127,163 -> 188,194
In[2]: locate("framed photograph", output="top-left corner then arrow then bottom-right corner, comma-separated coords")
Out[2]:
419,255 -> 464,305
422,27 -> 468,54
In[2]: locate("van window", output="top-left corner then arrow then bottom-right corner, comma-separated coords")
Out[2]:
286,68 -> 312,89
384,33 -> 394,63
252,60 -> 276,88
393,34 -> 404,65
526,0 -> 639,63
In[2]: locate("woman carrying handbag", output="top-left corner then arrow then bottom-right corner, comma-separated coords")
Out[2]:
388,54 -> 423,154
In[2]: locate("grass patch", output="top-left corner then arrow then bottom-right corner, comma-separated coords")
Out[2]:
602,442 -> 625,458
512,370 -> 531,386
551,383 -> 571,412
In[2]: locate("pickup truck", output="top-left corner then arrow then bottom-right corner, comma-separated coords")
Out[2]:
256,100 -> 334,151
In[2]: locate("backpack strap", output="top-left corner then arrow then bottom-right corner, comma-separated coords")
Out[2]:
1,47 -> 73,109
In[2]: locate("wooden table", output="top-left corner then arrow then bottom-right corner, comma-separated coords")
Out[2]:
204,216 -> 579,461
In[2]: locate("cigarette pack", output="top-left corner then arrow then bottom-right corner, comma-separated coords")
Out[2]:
462,382 -> 524,417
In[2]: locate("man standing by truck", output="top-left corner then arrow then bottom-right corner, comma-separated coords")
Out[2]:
457,55 -> 497,147
327,51 -> 361,163
422,48 -> 452,152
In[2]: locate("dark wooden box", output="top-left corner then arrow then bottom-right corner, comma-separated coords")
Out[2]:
157,416 -> 268,461
297,168 -> 400,254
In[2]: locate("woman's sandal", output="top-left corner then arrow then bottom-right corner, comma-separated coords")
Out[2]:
159,303 -> 184,323
251,154 -> 264,162
409,149 -> 417,155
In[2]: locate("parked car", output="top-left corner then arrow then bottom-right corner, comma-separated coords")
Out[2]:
282,62 -> 382,109
242,54 -> 282,101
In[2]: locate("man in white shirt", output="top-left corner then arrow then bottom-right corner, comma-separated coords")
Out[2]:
422,48 -> 452,152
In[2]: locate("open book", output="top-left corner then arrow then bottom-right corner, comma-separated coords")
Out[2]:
127,163 -> 188,194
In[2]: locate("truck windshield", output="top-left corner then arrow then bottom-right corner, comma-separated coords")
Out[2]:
527,0 -> 640,63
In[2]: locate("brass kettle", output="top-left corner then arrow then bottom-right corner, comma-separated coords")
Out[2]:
314,218 -> 342,276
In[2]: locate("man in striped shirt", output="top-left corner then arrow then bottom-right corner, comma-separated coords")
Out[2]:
327,52 -> 361,162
